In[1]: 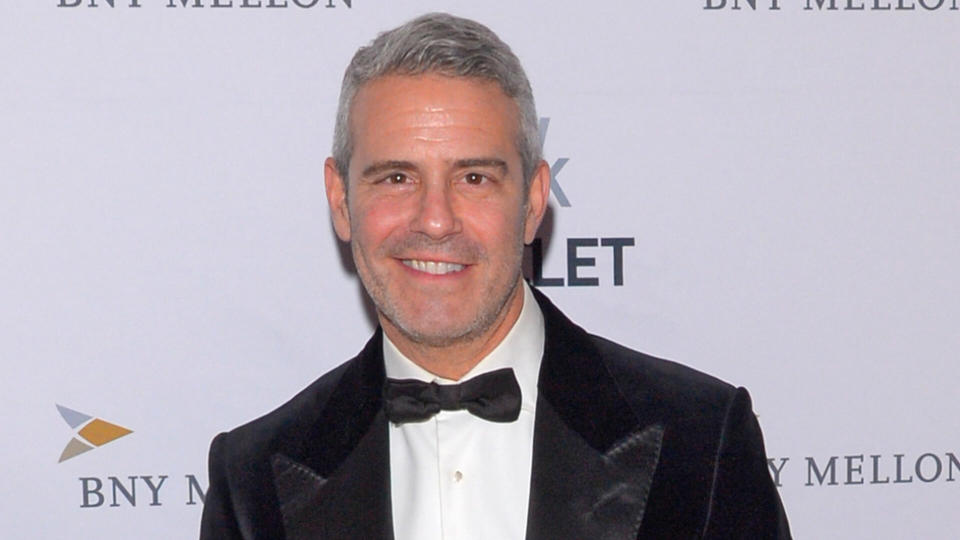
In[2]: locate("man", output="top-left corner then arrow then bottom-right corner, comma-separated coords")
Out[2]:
200,13 -> 790,540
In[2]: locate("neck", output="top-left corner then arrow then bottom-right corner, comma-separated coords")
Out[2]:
381,280 -> 526,380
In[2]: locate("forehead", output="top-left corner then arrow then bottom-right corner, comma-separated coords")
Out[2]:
348,74 -> 520,169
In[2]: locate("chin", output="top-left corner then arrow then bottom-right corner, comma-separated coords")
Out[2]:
387,304 -> 489,346
396,318 -> 478,347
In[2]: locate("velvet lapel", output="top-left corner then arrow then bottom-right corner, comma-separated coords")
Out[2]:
526,289 -> 664,540
270,330 -> 394,540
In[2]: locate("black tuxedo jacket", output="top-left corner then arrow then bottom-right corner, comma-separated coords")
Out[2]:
200,289 -> 790,539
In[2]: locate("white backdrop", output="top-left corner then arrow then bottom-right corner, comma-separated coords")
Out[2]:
3,1 -> 958,538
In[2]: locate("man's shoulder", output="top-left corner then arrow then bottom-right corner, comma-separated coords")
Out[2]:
212,326 -> 386,468
214,357 -> 357,460
586,331 -> 743,429
591,333 -> 737,401
578,334 -> 788,538
533,286 -> 742,424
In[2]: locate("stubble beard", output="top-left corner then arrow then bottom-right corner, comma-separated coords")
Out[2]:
352,234 -> 525,350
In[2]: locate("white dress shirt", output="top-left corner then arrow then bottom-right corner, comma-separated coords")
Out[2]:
383,281 -> 545,540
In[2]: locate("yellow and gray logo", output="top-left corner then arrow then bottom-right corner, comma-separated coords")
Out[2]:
56,404 -> 133,463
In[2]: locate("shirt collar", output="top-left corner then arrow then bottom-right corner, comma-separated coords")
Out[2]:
383,281 -> 544,413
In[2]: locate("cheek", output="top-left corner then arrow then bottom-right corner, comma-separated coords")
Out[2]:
350,199 -> 409,246
470,205 -> 526,250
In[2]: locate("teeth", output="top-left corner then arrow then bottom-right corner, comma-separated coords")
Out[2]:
402,259 -> 465,275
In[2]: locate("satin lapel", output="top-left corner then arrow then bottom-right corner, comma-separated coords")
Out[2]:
271,412 -> 393,540
270,330 -> 394,540
527,288 -> 664,540
526,400 -> 663,540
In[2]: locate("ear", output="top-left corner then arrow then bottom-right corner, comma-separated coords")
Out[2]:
523,160 -> 551,244
324,157 -> 352,242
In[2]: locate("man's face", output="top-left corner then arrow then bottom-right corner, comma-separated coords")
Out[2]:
325,74 -> 548,348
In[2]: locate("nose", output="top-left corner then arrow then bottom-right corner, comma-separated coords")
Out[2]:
410,181 -> 460,239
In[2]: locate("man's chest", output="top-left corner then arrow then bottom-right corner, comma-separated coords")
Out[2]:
388,410 -> 536,540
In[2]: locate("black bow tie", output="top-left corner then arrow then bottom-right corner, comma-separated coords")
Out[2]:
383,367 -> 522,424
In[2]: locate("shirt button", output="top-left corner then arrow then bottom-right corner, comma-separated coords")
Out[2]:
454,470 -> 463,482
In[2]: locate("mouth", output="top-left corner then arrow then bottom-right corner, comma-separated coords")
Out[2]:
401,259 -> 466,275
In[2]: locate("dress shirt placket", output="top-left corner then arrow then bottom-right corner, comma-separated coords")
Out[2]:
436,410 -> 469,540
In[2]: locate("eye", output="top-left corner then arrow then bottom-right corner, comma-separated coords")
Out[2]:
463,172 -> 488,185
384,173 -> 409,184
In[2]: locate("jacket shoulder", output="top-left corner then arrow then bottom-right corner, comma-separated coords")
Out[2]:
589,333 -> 739,419
220,358 -> 355,456
586,334 -> 789,538
200,359 -> 358,539
201,331 -> 385,539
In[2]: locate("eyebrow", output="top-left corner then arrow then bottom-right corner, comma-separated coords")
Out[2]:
360,160 -> 417,178
453,158 -> 508,175
359,158 -> 510,179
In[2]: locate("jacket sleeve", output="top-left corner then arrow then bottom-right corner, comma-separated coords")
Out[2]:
701,388 -> 792,539
199,433 -> 245,540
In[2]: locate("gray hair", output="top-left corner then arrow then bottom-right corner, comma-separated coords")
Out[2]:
332,13 -> 541,186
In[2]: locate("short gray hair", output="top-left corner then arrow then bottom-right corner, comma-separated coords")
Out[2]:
332,13 -> 541,186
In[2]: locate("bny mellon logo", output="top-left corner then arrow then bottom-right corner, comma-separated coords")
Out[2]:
56,404 -> 133,463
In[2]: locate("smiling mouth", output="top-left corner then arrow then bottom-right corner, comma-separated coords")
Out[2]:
401,259 -> 466,275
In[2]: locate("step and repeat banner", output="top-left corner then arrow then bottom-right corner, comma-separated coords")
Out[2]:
3,1 -> 958,538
